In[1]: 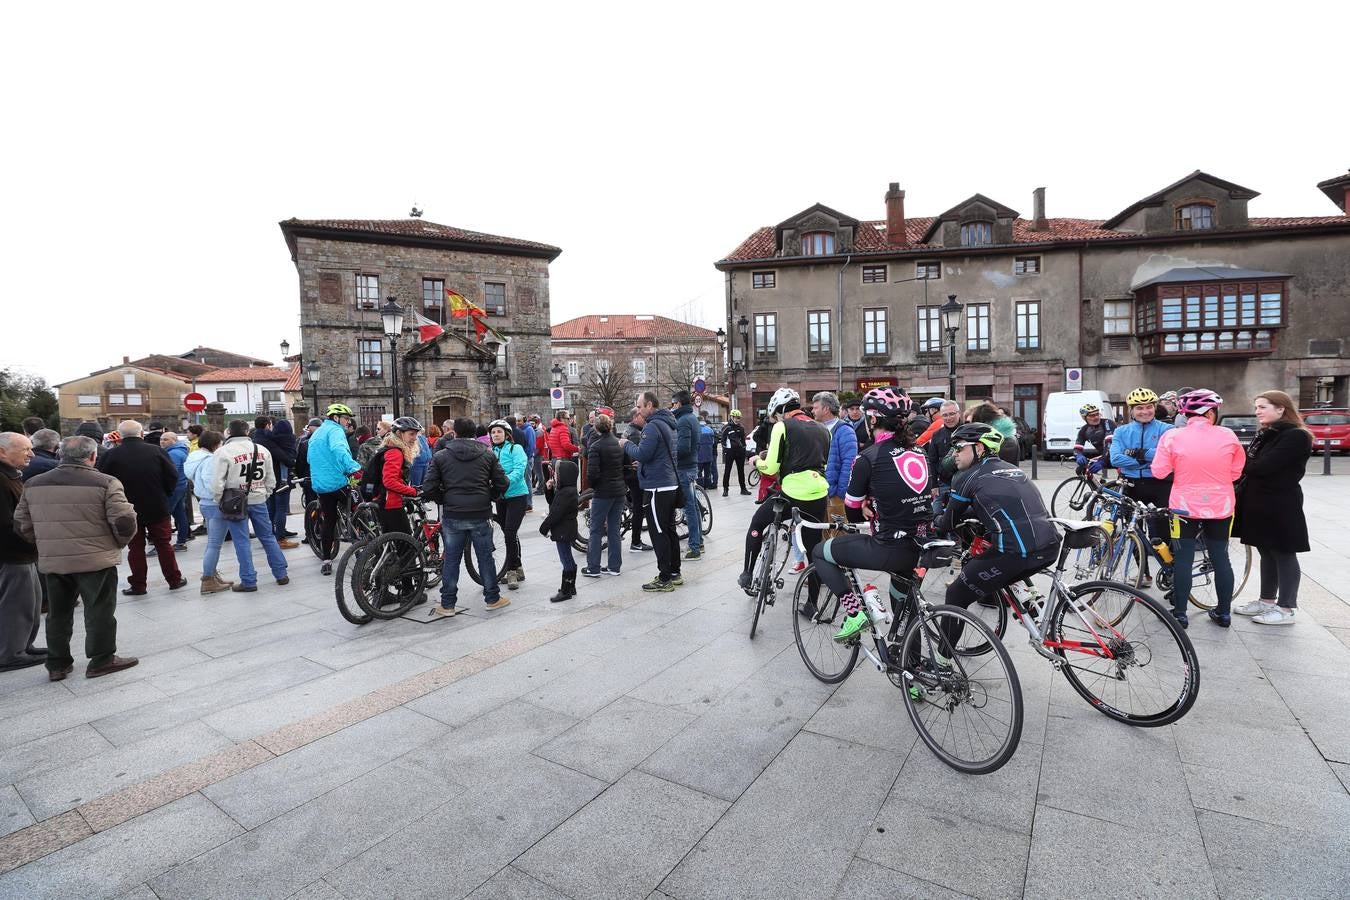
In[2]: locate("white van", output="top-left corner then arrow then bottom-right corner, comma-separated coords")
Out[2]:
1043,390 -> 1112,460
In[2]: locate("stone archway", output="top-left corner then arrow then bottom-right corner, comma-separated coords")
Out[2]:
430,395 -> 470,429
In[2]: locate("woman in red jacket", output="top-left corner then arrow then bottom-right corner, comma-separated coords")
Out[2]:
377,418 -> 423,536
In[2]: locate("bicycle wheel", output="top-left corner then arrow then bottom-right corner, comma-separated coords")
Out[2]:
304,500 -> 325,559
900,605 -> 1023,775
958,586 -> 1009,656
417,520 -> 443,590
1050,476 -> 1093,518
333,539 -> 373,625
1053,580 -> 1199,726
572,489 -> 595,554
749,526 -> 777,639
1187,537 -> 1251,610
350,502 -> 383,542
697,486 -> 712,536
791,565 -> 859,683
747,467 -> 760,488
352,532 -> 428,620
463,518 -> 506,586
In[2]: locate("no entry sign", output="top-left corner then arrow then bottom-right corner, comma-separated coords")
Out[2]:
183,392 -> 207,412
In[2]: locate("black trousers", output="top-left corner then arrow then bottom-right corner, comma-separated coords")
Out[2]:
495,494 -> 528,571
943,546 -> 1057,646
722,452 -> 747,492
811,534 -> 921,607
745,495 -> 827,601
626,475 -> 646,545
644,488 -> 680,581
44,568 -> 120,670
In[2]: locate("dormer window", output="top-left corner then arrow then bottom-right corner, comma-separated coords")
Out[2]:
960,222 -> 993,247
800,231 -> 835,256
1175,203 -> 1214,231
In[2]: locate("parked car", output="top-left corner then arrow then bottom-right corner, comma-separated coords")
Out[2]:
1012,416 -> 1035,459
1302,408 -> 1350,454
1219,414 -> 1259,447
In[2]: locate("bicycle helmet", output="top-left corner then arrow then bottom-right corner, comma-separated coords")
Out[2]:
392,416 -> 422,432
861,386 -> 911,418
1078,403 -> 1101,418
1157,390 -> 1178,403
487,418 -> 513,435
951,422 -> 1004,453
325,403 -> 353,418
921,397 -> 945,412
593,406 -> 614,417
730,409 -> 742,418
1176,388 -> 1223,418
765,387 -> 800,417
1126,387 -> 1158,407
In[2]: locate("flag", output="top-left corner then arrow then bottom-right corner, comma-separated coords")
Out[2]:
446,289 -> 484,319
472,316 -> 512,346
412,310 -> 444,344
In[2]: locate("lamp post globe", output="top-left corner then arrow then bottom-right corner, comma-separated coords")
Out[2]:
381,297 -> 405,418
940,294 -> 963,401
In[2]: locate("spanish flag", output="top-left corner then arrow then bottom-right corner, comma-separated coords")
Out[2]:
446,289 -> 485,319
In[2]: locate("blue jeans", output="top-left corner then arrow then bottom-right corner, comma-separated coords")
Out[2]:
268,465 -> 291,535
557,540 -> 576,571
679,467 -> 701,551
438,518 -> 499,608
587,495 -> 624,572
169,484 -> 190,544
201,500 -> 288,586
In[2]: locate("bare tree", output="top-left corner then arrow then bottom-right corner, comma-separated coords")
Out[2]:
649,299 -> 720,402
580,356 -> 634,411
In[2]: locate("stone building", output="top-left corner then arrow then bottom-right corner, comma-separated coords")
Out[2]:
279,218 -> 561,427
54,362 -> 192,434
716,170 -> 1350,429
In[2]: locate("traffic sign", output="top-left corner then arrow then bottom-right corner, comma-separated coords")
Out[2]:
694,395 -> 703,407
183,392 -> 207,412
1064,368 -> 1084,392
550,387 -> 566,408
693,377 -> 707,394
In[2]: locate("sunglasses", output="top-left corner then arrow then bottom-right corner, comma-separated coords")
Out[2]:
953,441 -> 976,451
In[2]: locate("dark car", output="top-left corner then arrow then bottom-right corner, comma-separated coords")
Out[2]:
1219,414 -> 1259,447
1302,409 -> 1350,454
1013,416 -> 1035,459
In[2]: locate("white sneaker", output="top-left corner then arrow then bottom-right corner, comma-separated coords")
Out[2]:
1252,606 -> 1296,626
1234,599 -> 1273,617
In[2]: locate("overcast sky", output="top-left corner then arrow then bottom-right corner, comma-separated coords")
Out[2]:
4,1 -> 1345,388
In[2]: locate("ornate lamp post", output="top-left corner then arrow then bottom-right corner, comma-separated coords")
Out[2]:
940,294 -> 964,402
736,315 -> 750,413
380,297 -> 405,418
306,361 -> 321,419
551,362 -> 564,411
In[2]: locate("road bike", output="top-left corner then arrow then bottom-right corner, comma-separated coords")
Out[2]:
743,492 -> 808,638
571,488 -> 634,554
790,512 -> 1023,775
674,483 -> 713,542
1049,467 -> 1119,518
937,517 -> 1200,727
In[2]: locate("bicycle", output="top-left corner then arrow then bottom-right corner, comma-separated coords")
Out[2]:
674,483 -> 713,542
303,479 -> 381,560
790,512 -> 1023,774
571,488 -> 634,555
332,497 -> 445,624
1049,466 -> 1120,518
743,492 -> 807,638
933,517 -> 1200,727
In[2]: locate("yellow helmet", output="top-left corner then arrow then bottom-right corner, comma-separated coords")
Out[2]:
1126,388 -> 1158,407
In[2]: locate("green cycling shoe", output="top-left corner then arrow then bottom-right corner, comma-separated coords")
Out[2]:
833,611 -> 868,643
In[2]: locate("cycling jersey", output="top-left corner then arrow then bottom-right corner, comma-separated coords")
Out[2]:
843,435 -> 932,540
1108,419 -> 1171,480
755,411 -> 828,501
1074,420 -> 1114,458
937,457 -> 1057,556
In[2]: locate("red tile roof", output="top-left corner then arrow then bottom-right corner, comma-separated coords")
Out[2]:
195,366 -> 291,383
281,218 -> 561,257
721,215 -> 1350,262
552,315 -> 718,341
283,363 -> 302,392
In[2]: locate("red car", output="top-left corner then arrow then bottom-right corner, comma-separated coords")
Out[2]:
1302,408 -> 1350,454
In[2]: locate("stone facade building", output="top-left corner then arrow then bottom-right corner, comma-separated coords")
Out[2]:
279,218 -> 561,428
54,362 -> 192,434
716,170 -> 1350,430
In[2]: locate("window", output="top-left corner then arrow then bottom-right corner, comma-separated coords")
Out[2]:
108,394 -> 125,406
1103,301 -> 1133,335
262,390 -> 282,404
566,360 -> 579,379
863,308 -> 887,355
966,303 -> 991,351
496,341 -> 509,374
356,274 -> 380,309
125,393 -> 142,405
862,265 -> 887,284
916,306 -> 942,353
496,404 -> 513,420
960,222 -> 993,246
754,313 -> 777,354
752,271 -> 776,289
77,395 -> 99,407
483,282 -> 506,316
807,310 -> 831,354
358,405 -> 386,426
632,358 -> 647,383
1135,280 -> 1286,359
692,359 -> 707,378
423,279 -> 445,321
916,261 -> 941,280
800,231 -> 835,256
1015,301 -> 1040,349
1014,256 -> 1040,275
216,390 -> 237,403
1175,203 -> 1214,231
358,339 -> 383,377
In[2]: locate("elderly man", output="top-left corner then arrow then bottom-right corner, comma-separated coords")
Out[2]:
844,398 -> 872,449
926,400 -> 964,512
813,391 -> 858,522
97,420 -> 186,595
16,435 -> 139,679
22,429 -> 61,480
1,432 -> 45,670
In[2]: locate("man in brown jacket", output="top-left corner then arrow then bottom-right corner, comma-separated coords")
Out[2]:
15,435 -> 140,680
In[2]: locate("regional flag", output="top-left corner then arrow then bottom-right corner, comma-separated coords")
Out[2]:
447,289 -> 485,319
412,310 -> 444,343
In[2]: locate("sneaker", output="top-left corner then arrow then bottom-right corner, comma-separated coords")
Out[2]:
600,568 -> 621,576
580,568 -> 603,578
485,598 -> 511,611
173,543 -> 188,553
504,571 -> 520,591
1138,574 -> 1153,589
737,571 -> 753,595
630,543 -> 652,552
642,578 -> 673,592
320,562 -> 332,576
1234,598 -> 1273,617
668,575 -> 684,586
1172,610 -> 1189,630
684,548 -> 702,560
833,610 -> 868,643
798,601 -> 819,621
790,560 -> 806,574
433,605 -> 458,617
740,489 -> 752,496
276,576 -> 290,586
231,583 -> 258,593
1207,609 -> 1231,628
1253,606 -> 1296,626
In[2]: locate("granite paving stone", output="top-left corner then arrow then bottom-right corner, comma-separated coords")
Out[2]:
0,724 -> 114,787
466,865 -> 572,899
0,680 -> 169,752
59,644 -> 214,698
0,786 -> 34,840
407,643 -> 596,727
149,627 -> 348,696
833,858 -> 978,900
1183,761 -> 1350,834
524,631 -> 701,721
534,695 -> 697,784
625,629 -> 792,715
1197,808 -> 1350,899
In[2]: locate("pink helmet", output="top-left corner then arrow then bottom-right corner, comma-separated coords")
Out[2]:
1176,388 -> 1223,417
862,386 -> 911,418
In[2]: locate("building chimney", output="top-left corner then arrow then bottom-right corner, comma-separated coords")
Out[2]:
1032,187 -> 1047,232
123,355 -> 130,364
885,182 -> 908,247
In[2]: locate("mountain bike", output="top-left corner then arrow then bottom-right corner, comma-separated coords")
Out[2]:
935,517 -> 1200,726
332,497 -> 444,624
303,480 -> 381,559
571,489 -> 634,554
790,512 -> 1023,775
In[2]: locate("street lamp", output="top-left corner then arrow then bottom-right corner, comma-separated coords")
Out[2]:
381,297 -> 405,418
279,339 -> 290,360
481,336 -> 501,419
940,293 -> 964,402
306,361 -> 321,419
551,363 -> 563,387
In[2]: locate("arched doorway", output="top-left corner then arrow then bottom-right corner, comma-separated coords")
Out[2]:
430,395 -> 470,429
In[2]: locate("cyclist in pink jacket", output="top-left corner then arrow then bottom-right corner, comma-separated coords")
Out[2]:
1151,389 -> 1246,628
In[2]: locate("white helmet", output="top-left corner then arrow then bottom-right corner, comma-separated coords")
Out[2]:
766,387 -> 800,417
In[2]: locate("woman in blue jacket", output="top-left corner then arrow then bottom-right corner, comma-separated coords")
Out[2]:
489,419 -> 529,590
1109,387 -> 1173,586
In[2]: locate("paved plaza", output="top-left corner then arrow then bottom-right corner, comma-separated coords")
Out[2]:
2,459 -> 1349,899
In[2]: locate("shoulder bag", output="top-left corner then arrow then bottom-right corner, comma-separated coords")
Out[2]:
220,445 -> 259,521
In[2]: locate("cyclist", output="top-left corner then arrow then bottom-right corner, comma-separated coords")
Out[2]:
1151,389 -> 1246,628
1073,403 -> 1114,476
370,417 -> 425,603
1110,387 -> 1173,586
807,387 -> 932,641
1156,391 -> 1179,425
739,388 -> 828,598
487,419 -> 530,590
309,403 -> 362,575
935,423 -> 1060,646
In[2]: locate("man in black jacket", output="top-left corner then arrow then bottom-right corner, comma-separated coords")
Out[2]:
422,417 -> 509,617
719,410 -> 749,496
97,420 -> 186,595
22,429 -> 61,481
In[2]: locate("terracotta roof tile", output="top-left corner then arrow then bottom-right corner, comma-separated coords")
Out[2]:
282,218 -> 560,255
195,366 -> 291,383
552,315 -> 718,341
283,363 -> 302,392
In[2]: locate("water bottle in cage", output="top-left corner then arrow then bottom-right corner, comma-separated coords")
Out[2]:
862,583 -> 889,625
